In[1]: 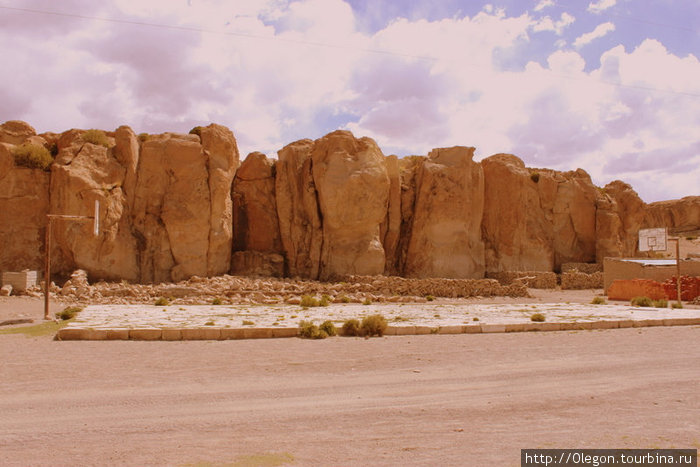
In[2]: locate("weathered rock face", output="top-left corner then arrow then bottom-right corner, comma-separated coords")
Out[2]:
381,155 -> 401,275
597,180 -> 700,260
548,168 -> 598,268
404,147 -> 485,279
132,133 -> 211,283
275,139 -> 321,278
233,152 -> 281,253
392,156 -> 424,276
275,131 -> 390,280
50,130 -> 139,281
232,152 -> 283,276
645,196 -> 700,235
2,120 -> 697,284
0,144 -> 49,272
200,124 -> 239,277
481,154 -> 553,272
311,131 -> 390,280
482,155 -> 598,272
596,181 -> 650,260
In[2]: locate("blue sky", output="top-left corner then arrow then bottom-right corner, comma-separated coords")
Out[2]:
1,0 -> 698,202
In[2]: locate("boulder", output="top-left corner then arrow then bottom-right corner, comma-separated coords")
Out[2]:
0,120 -> 36,145
404,147 -> 485,278
311,131 -> 390,280
231,251 -> 284,277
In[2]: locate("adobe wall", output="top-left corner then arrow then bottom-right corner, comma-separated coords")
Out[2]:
603,258 -> 700,293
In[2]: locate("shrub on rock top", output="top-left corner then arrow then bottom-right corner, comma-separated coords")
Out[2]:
11,143 -> 53,170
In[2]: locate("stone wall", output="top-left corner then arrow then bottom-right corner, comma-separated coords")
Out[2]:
487,271 -> 557,289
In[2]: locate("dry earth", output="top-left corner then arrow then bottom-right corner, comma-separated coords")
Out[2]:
1,292 -> 699,466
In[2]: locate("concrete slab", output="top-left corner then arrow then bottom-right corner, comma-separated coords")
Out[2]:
55,302 -> 700,341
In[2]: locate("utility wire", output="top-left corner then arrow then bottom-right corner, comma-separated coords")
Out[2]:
1,4 -> 699,98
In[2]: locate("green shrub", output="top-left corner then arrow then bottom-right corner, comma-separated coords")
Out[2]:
55,306 -> 82,320
671,302 -> 684,309
298,320 -> 328,339
426,295 -> 435,302
530,172 -> 540,183
242,320 -> 254,326
48,142 -> 58,157
342,319 -> 361,336
189,126 -> 203,137
11,143 -> 53,170
300,295 -> 319,308
154,297 -> 169,306
319,320 -> 337,337
630,296 -> 653,307
362,297 -> 372,306
360,314 -> 388,337
652,299 -> 668,308
530,312 -> 546,322
319,294 -> 331,307
590,296 -> 607,305
82,129 -> 110,148
205,320 -> 215,326
137,133 -> 149,142
211,297 -> 223,305
338,295 -> 350,303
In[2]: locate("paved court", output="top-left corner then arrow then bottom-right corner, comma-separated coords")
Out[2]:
56,302 -> 700,340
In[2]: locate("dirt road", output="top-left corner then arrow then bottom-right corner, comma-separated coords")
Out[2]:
1,322 -> 698,466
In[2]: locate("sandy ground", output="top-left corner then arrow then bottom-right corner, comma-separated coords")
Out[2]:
1,293 -> 699,466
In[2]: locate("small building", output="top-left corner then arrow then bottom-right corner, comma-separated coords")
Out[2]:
603,258 -> 700,294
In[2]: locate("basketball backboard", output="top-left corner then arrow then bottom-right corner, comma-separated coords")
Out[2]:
638,228 -> 667,252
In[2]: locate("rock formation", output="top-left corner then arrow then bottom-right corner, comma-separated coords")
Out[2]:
0,119 -> 698,285
404,147 -> 485,279
311,131 -> 389,280
0,123 -> 49,273
232,152 -> 284,277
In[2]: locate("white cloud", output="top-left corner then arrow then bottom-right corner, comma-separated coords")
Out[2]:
534,0 -> 554,12
588,0 -> 616,14
0,0 -> 698,202
533,12 -> 575,35
574,22 -> 615,48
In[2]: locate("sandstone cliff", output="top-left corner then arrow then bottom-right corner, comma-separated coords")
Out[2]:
0,120 -> 697,284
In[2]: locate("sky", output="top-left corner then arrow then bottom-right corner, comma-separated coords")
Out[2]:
0,0 -> 698,202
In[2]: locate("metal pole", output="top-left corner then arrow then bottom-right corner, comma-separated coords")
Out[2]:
675,238 -> 681,305
44,217 -> 52,320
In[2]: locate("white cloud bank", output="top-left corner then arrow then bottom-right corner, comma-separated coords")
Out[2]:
0,0 -> 698,202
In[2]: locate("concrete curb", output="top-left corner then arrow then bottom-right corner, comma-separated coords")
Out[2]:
55,318 -> 700,341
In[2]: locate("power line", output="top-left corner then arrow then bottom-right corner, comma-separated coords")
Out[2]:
1,4 -> 699,99
552,1 -> 698,34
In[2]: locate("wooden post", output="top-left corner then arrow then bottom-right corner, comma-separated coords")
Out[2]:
44,217 -> 52,320
43,211 -> 98,320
